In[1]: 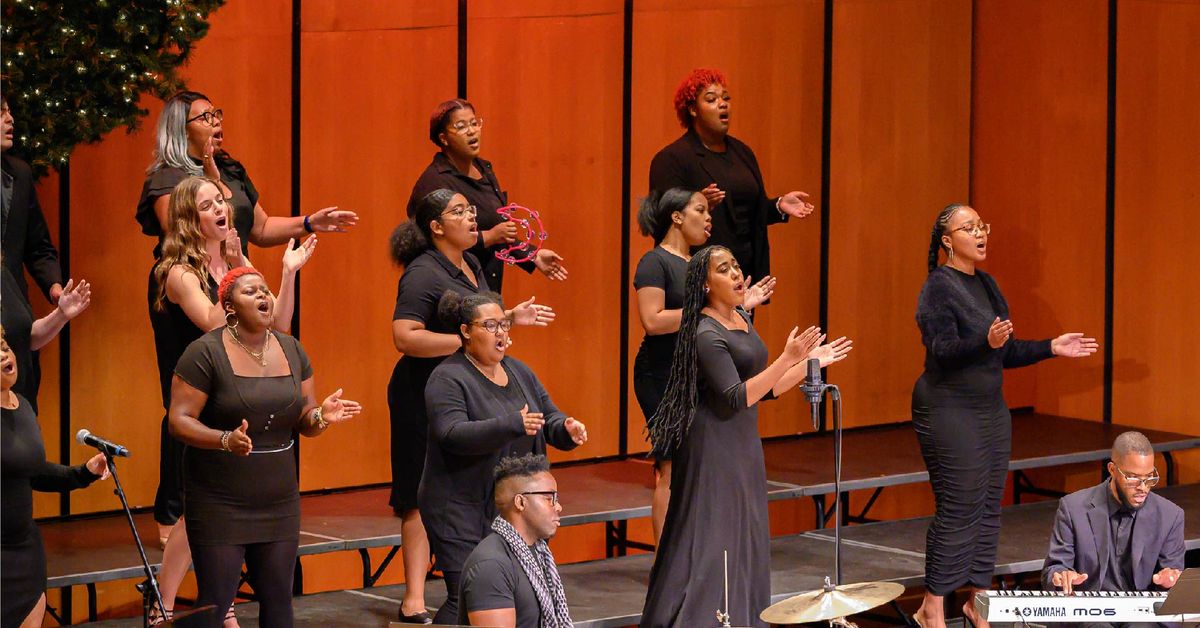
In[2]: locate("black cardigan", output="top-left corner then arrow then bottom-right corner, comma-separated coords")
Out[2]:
915,266 -> 1053,392
648,129 -> 786,282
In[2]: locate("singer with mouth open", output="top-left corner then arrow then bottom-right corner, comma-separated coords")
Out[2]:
2,327 -> 110,628
912,204 -> 1099,628
640,246 -> 850,628
418,290 -> 586,624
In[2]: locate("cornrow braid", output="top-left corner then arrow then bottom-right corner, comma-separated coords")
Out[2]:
927,203 -> 967,273
647,245 -> 726,457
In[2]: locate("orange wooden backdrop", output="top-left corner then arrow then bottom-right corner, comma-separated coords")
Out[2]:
18,0 -> 1198,620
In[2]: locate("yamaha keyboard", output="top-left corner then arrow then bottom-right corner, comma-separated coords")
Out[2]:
975,590 -> 1200,623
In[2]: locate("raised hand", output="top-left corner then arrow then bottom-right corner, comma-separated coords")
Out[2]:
1051,569 -> 1088,594
987,317 -> 1013,349
534,249 -> 569,281
1153,567 -> 1182,589
511,296 -> 556,327
1051,332 -> 1099,358
782,326 -> 824,366
224,228 -> 246,267
778,191 -> 815,219
485,220 -> 519,246
282,235 -> 318,275
809,336 -> 853,367
307,206 -> 359,233
57,279 -> 92,320
202,136 -> 221,181
320,388 -> 363,425
564,418 -> 588,445
228,419 -> 253,456
85,453 -> 110,480
742,275 -> 776,310
520,404 -> 545,436
701,183 -> 726,209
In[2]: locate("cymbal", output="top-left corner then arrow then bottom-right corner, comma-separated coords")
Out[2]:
760,581 -> 905,624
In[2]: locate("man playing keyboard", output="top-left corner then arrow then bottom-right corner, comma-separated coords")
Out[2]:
1042,431 -> 1185,626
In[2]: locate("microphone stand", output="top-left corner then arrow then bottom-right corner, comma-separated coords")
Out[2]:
823,384 -> 844,585
105,453 -> 168,625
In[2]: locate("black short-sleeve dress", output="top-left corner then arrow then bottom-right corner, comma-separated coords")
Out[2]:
388,249 -> 489,511
632,246 -> 688,426
2,394 -> 99,625
174,329 -> 313,545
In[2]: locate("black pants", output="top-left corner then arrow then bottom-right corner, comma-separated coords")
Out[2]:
191,540 -> 298,628
912,378 -> 1010,596
432,570 -> 462,625
154,414 -> 185,525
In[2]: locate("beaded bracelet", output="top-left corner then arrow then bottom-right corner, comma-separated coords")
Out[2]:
220,430 -> 232,452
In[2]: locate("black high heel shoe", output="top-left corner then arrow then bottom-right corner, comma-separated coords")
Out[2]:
397,606 -> 433,624
137,579 -> 171,627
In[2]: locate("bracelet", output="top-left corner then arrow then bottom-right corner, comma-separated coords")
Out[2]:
303,214 -> 314,233
313,407 -> 328,430
220,430 -> 232,452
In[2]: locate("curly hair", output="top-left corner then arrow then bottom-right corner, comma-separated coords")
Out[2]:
494,453 -> 551,484
637,187 -> 698,244
437,290 -> 505,340
673,68 -> 728,129
428,99 -> 475,147
927,203 -> 968,272
389,188 -> 458,266
152,177 -> 226,311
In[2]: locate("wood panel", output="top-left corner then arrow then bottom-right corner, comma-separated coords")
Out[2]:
971,0 -> 1107,418
626,0 -> 825,454
297,1 -> 458,490
29,171 -> 62,519
827,0 -> 972,428
1113,0 -> 1200,482
467,0 -> 625,463
67,0 -> 293,514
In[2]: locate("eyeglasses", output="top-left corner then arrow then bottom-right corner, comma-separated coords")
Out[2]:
1112,464 -> 1160,489
951,222 -> 991,237
520,491 -> 559,505
470,319 -> 513,334
448,117 -> 483,135
186,109 -> 224,126
441,204 -> 478,219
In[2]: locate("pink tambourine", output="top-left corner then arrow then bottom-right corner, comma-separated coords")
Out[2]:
494,203 -> 548,265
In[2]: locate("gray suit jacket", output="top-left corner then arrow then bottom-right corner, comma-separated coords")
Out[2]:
1042,481 -> 1185,591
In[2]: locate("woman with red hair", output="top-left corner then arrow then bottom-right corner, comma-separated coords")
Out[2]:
407,99 -> 567,294
648,68 -> 815,290
147,176 -> 316,625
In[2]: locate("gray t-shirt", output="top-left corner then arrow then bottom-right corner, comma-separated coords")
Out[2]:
459,533 -> 541,628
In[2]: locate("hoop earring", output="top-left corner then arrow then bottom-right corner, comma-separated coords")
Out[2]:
225,312 -> 238,329
704,285 -> 710,294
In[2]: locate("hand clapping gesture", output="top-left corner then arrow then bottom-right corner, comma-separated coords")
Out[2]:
57,279 -> 92,320
519,404 -> 545,436
282,235 -> 318,275
782,326 -> 824,366
510,296 -> 556,327
741,275 -> 776,310
202,136 -> 221,181
1051,333 -> 1099,358
809,336 -> 854,367
564,417 -> 588,445
320,388 -> 363,426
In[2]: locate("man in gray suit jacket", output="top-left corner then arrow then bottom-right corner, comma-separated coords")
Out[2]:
1042,431 -> 1185,601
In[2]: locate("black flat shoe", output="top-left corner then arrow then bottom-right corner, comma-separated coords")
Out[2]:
397,608 -> 432,624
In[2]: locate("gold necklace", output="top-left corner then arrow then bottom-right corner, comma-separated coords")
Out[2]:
228,327 -> 269,366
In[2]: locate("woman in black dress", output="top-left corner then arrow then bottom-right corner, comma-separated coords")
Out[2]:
408,99 -> 567,292
2,327 -> 109,628
0,266 -> 90,412
912,204 -> 1098,628
633,187 -> 774,542
419,290 -> 586,624
169,266 -> 361,628
640,246 -> 851,628
388,188 -> 556,623
648,68 -> 815,287
137,90 -> 356,546
151,176 -> 316,625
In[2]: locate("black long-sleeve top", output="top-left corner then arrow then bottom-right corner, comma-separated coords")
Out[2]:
418,352 -> 577,567
648,129 -> 787,283
407,153 -> 536,292
1,154 -> 62,302
916,266 -> 1053,393
2,394 -> 99,545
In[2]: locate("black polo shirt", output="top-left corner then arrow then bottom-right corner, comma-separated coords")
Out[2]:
392,247 -> 490,335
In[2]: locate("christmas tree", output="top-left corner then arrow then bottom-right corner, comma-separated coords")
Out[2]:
2,0 -> 226,176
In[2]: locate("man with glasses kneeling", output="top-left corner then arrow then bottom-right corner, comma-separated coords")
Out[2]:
458,454 -> 574,628
1042,431 -> 1185,610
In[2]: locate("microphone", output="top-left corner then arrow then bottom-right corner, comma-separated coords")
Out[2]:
800,358 -> 825,430
76,429 -> 131,457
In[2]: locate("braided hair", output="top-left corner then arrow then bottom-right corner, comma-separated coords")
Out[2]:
637,187 -> 697,244
437,289 -> 505,342
389,188 -> 458,266
927,203 -> 968,273
647,245 -> 727,457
